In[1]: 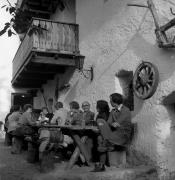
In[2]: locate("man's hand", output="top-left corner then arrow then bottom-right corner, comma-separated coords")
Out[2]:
111,122 -> 120,128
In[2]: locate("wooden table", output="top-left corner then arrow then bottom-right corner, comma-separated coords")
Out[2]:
41,124 -> 99,169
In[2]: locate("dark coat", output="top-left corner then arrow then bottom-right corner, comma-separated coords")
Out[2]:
67,109 -> 83,126
107,105 -> 132,146
83,111 -> 95,125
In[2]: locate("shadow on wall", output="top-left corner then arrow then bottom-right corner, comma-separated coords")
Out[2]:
131,96 -> 144,119
128,33 -> 175,83
116,70 -> 135,111
116,69 -> 144,118
64,80 -> 79,106
58,67 -> 75,88
162,94 -> 175,171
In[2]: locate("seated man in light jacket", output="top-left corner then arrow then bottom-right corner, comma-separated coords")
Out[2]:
38,102 -> 71,161
12,104 -> 38,154
7,105 -> 22,135
50,102 -> 68,126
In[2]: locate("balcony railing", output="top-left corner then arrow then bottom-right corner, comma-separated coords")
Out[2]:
12,18 -> 79,80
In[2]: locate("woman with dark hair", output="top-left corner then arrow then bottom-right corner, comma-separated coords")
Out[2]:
92,100 -> 110,172
96,100 -> 110,121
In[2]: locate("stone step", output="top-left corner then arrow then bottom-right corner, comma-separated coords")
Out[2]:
34,164 -> 158,180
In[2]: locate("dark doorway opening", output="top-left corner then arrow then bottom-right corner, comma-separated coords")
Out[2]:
116,70 -> 134,111
11,93 -> 33,109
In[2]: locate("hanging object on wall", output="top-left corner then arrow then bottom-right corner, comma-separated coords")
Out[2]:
40,88 -> 47,107
48,98 -> 54,114
54,78 -> 59,101
133,62 -> 159,100
75,56 -> 94,81
128,0 -> 175,48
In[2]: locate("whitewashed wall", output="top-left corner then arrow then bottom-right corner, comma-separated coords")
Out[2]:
33,0 -> 175,176
74,0 -> 175,176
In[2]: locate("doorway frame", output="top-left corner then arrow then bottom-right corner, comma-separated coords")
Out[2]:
11,92 -> 33,107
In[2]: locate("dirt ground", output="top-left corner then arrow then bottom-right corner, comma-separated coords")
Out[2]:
0,131 -> 159,180
0,133 -> 40,180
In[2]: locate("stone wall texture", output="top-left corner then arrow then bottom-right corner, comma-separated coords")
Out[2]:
33,0 -> 175,177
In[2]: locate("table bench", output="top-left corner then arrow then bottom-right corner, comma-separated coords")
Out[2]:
41,125 -> 99,169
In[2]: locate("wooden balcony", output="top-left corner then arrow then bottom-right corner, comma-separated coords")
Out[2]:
12,18 -> 82,88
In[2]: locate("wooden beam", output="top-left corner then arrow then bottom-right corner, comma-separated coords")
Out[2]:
28,8 -> 51,14
23,69 -> 64,74
17,75 -> 52,81
31,56 -> 76,66
147,0 -> 161,29
23,68 -> 56,74
12,52 -> 34,86
160,18 -> 175,32
159,43 -> 175,48
16,79 -> 47,84
27,62 -> 66,72
127,3 -> 148,8
128,0 -> 175,48
127,0 -> 161,30
27,1 -> 40,6
147,0 -> 168,44
128,0 -> 168,45
14,81 -> 44,85
15,85 -> 41,88
12,83 -> 41,88
20,72 -> 54,79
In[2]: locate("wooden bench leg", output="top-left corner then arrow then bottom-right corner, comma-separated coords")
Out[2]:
4,132 -> 12,146
65,136 -> 88,170
72,135 -> 90,165
11,137 -> 23,154
27,142 -> 39,163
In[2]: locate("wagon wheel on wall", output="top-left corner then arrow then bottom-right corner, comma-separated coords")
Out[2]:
133,62 -> 159,100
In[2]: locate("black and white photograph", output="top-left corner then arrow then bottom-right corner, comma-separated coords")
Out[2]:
0,0 -> 175,179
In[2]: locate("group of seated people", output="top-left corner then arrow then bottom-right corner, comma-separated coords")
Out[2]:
4,93 -> 132,172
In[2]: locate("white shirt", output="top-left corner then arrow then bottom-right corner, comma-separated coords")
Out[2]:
7,111 -> 21,133
50,108 -> 68,126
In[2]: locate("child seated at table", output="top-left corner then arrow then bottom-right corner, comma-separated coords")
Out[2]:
38,107 -> 50,125
38,102 -> 72,162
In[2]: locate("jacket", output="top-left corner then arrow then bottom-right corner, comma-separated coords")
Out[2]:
107,105 -> 132,145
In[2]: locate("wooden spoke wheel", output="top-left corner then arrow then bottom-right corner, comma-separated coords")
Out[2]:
133,62 -> 159,100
